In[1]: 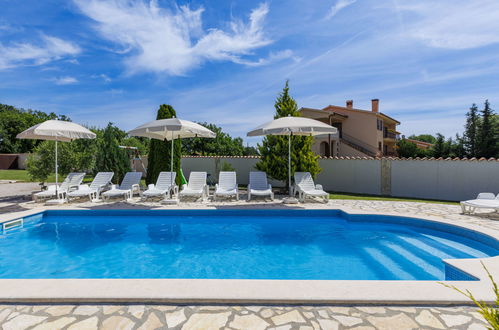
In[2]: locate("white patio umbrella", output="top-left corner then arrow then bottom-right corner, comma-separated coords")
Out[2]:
128,117 -> 216,188
17,119 -> 96,196
247,115 -> 337,197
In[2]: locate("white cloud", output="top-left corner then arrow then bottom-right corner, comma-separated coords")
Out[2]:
54,76 -> 78,85
92,73 -> 111,82
397,0 -> 499,49
324,0 -> 356,20
100,74 -> 111,82
73,0 -> 273,75
0,35 -> 80,70
233,49 -> 299,67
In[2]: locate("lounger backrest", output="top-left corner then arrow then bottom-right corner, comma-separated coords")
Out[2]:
187,172 -> 207,190
249,171 -> 268,190
218,171 -> 236,190
61,172 -> 85,190
58,173 -> 75,190
90,172 -> 114,190
477,192 -> 496,200
119,172 -> 142,190
156,172 -> 176,190
294,172 -> 315,191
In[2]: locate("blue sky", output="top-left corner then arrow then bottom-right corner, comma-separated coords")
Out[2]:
1,0 -> 498,145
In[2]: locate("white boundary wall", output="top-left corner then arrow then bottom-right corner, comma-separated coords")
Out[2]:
316,158 -> 382,195
390,159 -> 499,201
169,156 -> 499,201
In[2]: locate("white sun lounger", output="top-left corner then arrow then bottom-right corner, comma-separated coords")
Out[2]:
214,171 -> 239,201
294,172 -> 328,203
67,172 -> 114,202
460,193 -> 499,214
33,172 -> 85,202
142,171 -> 178,200
102,172 -> 142,201
247,171 -> 274,201
179,171 -> 209,201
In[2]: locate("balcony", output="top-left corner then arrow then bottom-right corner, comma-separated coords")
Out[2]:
383,131 -> 399,140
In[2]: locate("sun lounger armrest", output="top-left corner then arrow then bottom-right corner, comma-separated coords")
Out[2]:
315,184 -> 323,190
148,184 -> 155,190
46,185 -> 57,191
181,184 -> 187,191
268,184 -> 272,190
215,184 -> 219,189
78,184 -> 89,190
204,184 -> 209,195
110,184 -> 117,190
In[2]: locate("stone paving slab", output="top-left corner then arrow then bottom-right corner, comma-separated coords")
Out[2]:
0,304 -> 489,330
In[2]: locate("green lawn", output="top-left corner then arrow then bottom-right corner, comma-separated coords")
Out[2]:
329,193 -> 458,205
0,170 -> 92,183
0,169 -> 37,181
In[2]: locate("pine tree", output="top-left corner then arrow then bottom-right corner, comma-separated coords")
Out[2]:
95,123 -> 131,183
478,100 -> 496,158
452,134 -> 466,158
463,103 -> 479,157
255,81 -> 320,191
432,133 -> 446,158
145,104 -> 182,185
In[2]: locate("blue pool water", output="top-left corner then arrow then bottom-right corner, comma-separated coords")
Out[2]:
0,210 -> 497,280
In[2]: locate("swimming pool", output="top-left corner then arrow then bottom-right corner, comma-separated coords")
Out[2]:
0,210 -> 497,280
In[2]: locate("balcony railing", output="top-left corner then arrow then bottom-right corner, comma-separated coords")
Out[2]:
383,131 -> 398,139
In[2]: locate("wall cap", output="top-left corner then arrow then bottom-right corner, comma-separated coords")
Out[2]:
181,155 -> 499,162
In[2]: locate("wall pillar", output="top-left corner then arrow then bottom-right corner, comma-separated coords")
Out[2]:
381,158 -> 392,196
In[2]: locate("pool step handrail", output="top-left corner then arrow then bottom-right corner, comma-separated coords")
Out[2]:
2,218 -> 23,232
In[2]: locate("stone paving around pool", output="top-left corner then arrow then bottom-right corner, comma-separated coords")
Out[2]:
0,304 -> 490,330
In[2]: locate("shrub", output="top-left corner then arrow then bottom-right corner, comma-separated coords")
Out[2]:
441,262 -> 499,329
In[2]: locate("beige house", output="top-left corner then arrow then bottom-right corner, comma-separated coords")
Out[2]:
299,99 -> 400,157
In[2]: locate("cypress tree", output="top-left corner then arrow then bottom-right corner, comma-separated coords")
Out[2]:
478,100 -> 495,158
145,104 -> 182,185
463,103 -> 479,157
256,81 -> 320,191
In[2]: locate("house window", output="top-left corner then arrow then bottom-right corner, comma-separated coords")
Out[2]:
376,119 -> 383,131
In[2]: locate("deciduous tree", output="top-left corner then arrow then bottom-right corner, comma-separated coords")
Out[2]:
94,123 -> 131,183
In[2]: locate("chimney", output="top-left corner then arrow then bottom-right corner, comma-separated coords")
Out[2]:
371,99 -> 379,113
346,100 -> 353,109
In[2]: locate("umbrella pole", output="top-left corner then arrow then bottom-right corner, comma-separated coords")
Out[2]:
288,133 -> 291,196
170,132 -> 174,187
55,138 -> 58,197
